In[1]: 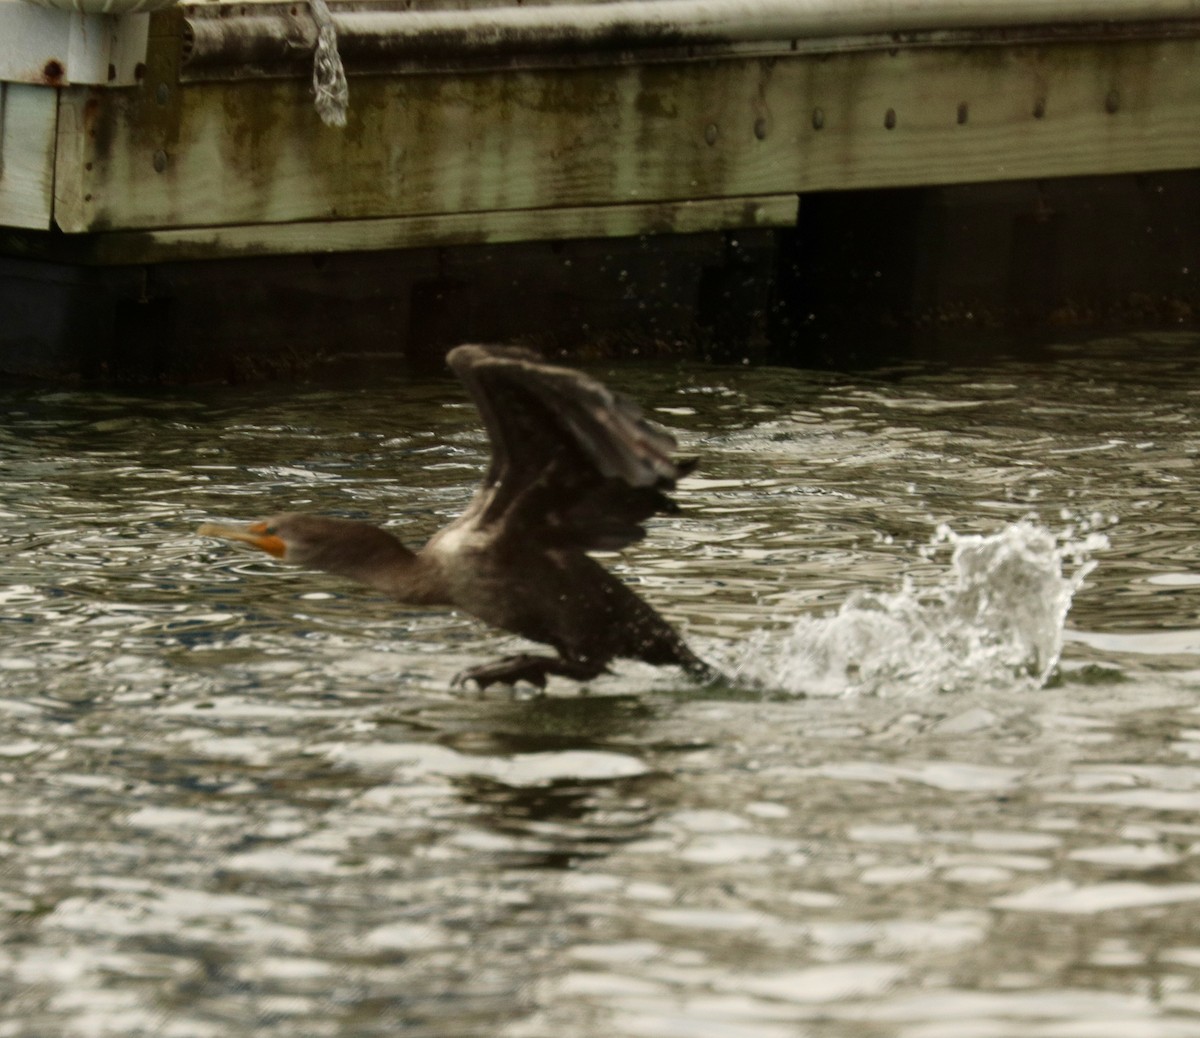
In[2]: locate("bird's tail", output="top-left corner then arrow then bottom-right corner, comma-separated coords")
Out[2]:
682,653 -> 725,685
645,636 -> 724,685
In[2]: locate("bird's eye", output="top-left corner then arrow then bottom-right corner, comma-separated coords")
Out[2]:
264,526 -> 277,536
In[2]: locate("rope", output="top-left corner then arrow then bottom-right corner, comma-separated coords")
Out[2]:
310,0 -> 349,128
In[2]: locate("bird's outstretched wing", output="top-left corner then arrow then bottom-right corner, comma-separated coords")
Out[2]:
445,344 -> 694,551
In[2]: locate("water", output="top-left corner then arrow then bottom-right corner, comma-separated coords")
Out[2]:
2,333 -> 1200,1037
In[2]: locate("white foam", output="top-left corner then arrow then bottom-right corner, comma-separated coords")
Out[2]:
728,520 -> 1104,697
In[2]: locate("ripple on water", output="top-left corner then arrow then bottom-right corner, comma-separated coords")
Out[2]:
3,345 -> 1200,1037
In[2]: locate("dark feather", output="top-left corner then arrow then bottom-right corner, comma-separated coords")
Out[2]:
446,344 -> 692,551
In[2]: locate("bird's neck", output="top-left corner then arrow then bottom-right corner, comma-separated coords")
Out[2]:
314,524 -> 450,606
376,549 -> 451,606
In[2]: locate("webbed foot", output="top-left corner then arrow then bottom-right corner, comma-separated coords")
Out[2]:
452,654 -> 608,691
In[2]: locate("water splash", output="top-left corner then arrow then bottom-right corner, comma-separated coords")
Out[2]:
730,520 -> 1107,697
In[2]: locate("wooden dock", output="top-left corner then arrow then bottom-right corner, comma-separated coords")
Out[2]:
3,0 -> 1200,378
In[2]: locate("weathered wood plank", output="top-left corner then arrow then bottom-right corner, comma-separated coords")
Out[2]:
0,84 -> 57,230
179,0 -> 1200,70
54,34 -> 1200,236
0,4 -> 150,87
58,194 -> 799,263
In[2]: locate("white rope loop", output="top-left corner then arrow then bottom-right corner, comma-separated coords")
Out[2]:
310,0 -> 349,127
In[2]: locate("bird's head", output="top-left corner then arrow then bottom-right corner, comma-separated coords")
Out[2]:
198,513 -> 413,582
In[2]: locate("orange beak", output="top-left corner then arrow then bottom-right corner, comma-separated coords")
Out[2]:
198,521 -> 287,559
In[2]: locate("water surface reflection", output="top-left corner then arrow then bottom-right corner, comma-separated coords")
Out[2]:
2,334 -> 1200,1036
